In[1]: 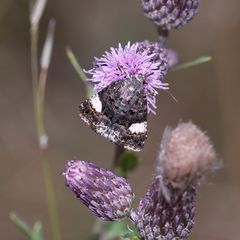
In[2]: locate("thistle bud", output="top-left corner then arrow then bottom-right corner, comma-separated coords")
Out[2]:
137,40 -> 169,71
130,122 -> 217,240
137,40 -> 178,70
63,160 -> 134,221
141,0 -> 200,30
131,179 -> 195,240
158,122 -> 217,188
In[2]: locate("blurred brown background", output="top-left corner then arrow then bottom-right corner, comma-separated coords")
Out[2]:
1,0 -> 240,239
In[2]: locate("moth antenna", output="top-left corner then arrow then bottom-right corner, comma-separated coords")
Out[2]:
166,90 -> 178,103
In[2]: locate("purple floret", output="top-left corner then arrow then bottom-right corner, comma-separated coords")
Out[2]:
85,42 -> 169,114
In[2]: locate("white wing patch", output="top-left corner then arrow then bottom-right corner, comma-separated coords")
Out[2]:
128,122 -> 147,134
90,94 -> 102,112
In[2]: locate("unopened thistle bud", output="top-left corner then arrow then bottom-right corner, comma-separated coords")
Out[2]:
141,0 -> 200,30
158,122 -> 217,188
131,122 -> 217,240
63,160 -> 134,221
131,179 -> 196,240
137,40 -> 178,69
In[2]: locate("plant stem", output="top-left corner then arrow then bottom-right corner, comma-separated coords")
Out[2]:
41,152 -> 61,240
30,10 -> 61,240
66,47 -> 94,97
30,25 -> 41,137
172,56 -> 212,71
157,27 -> 169,47
113,145 -> 125,169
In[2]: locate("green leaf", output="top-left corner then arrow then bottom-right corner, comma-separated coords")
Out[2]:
122,232 -> 141,240
32,222 -> 42,240
122,224 -> 141,240
173,56 -> 212,71
117,151 -> 140,177
97,221 -> 127,239
105,221 -> 127,235
66,47 -> 94,97
10,212 -> 33,238
103,221 -> 141,240
10,212 -> 43,240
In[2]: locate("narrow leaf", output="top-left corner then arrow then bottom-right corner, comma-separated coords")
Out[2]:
122,224 -> 141,240
10,212 -> 32,238
66,47 -> 87,81
30,0 -> 47,27
66,47 -> 93,97
32,222 -> 43,240
40,19 -> 56,70
173,56 -> 212,71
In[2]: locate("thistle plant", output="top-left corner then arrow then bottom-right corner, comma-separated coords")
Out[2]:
11,1 -> 218,240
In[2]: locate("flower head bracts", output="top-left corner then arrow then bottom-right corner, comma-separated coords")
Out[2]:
63,160 -> 134,221
141,0 -> 200,30
86,42 -> 169,114
129,122 -> 217,240
130,179 -> 196,240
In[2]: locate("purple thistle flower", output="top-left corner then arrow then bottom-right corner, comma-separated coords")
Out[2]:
141,0 -> 200,30
86,42 -> 169,114
63,160 -> 134,221
130,179 -> 196,240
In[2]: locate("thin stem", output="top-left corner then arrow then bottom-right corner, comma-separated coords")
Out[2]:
29,5 -> 61,240
37,68 -> 47,146
172,56 -> 212,71
30,25 -> 41,137
37,67 -> 61,240
157,27 -> 169,47
66,47 -> 93,97
41,152 -> 61,240
112,144 -> 125,170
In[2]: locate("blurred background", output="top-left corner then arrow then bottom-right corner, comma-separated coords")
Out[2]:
1,0 -> 240,239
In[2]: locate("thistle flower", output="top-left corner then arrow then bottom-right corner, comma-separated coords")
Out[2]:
141,0 -> 200,30
158,122 -> 217,188
63,160 -> 134,221
86,42 -> 169,114
131,179 -> 196,240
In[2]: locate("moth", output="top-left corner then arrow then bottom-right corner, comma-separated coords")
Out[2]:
79,77 -> 147,152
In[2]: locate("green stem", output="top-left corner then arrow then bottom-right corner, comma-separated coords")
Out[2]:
30,25 -> 41,138
66,47 -> 93,97
41,153 -> 61,240
172,56 -> 212,71
30,16 -> 61,240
